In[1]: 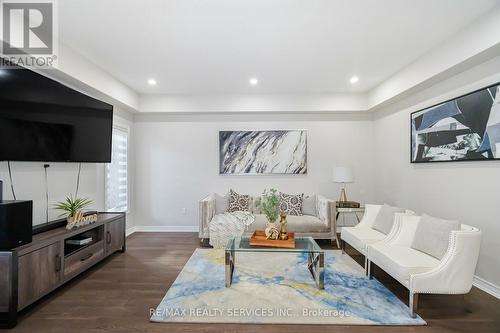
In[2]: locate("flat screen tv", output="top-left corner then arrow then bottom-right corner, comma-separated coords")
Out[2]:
0,62 -> 113,162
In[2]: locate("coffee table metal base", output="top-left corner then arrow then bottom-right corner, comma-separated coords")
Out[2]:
224,250 -> 324,289
307,251 -> 325,289
225,249 -> 235,287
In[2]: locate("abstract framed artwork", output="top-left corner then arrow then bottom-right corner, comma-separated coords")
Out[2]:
411,82 -> 500,163
219,130 -> 307,174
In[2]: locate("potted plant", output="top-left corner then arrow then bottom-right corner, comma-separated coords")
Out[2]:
258,188 -> 280,225
258,189 -> 281,240
54,196 -> 93,223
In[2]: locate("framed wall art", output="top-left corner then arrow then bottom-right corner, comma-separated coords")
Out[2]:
219,130 -> 307,174
411,83 -> 500,163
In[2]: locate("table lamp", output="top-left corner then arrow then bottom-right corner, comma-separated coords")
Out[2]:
333,167 -> 353,202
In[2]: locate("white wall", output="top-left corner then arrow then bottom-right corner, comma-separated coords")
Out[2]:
139,93 -> 367,113
52,44 -> 140,111
0,162 -> 105,226
368,6 -> 500,109
373,56 -> 500,288
132,117 -> 376,229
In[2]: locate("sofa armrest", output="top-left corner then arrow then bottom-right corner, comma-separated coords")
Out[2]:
365,214 -> 405,260
199,194 -> 216,238
316,195 -> 334,226
377,212 -> 415,244
388,214 -> 421,247
409,228 -> 482,294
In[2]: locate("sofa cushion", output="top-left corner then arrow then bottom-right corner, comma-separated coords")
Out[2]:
279,192 -> 304,216
251,214 -> 328,233
215,193 -> 228,214
369,243 -> 440,285
371,204 -> 405,235
228,189 -> 250,212
411,214 -> 460,260
302,195 -> 317,216
341,227 -> 386,255
252,196 -> 261,214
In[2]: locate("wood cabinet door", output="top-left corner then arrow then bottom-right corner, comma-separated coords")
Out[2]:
0,253 -> 14,313
17,242 -> 62,310
105,218 -> 125,255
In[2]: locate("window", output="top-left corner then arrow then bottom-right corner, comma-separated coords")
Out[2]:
106,126 -> 128,212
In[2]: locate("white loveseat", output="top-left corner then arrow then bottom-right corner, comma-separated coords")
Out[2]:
366,214 -> 481,317
340,204 -> 412,272
199,193 -> 335,243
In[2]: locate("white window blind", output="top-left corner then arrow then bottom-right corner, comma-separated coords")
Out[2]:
106,126 -> 128,212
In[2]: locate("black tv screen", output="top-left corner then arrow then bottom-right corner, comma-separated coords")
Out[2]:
0,62 -> 113,162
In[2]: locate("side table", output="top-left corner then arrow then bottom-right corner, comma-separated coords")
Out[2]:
332,205 -> 365,248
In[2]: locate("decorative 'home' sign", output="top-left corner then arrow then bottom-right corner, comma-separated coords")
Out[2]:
411,83 -> 500,163
219,130 -> 307,174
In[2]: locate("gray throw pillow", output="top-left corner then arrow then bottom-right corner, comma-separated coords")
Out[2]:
411,214 -> 460,260
371,204 -> 405,235
214,193 -> 228,214
302,195 -> 317,216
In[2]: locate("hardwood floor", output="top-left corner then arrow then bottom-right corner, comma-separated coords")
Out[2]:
5,232 -> 500,333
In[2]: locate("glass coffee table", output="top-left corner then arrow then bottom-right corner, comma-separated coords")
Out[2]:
225,236 -> 325,289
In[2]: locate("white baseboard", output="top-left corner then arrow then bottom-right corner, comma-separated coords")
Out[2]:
126,226 -> 138,237
473,275 -> 500,300
126,225 -> 198,236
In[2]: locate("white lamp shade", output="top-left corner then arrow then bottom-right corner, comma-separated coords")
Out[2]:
333,167 -> 354,183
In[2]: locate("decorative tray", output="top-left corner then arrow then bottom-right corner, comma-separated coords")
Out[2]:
249,230 -> 296,249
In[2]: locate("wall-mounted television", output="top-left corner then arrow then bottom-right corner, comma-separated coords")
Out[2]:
0,62 -> 113,163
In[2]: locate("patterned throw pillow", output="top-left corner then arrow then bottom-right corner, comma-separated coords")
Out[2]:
228,189 -> 250,212
279,192 -> 304,216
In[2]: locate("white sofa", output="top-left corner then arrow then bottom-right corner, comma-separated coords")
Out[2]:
340,204 -> 412,271
365,214 -> 482,317
199,193 -> 336,243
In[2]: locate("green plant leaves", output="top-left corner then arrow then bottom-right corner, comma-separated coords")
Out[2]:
53,195 -> 93,218
258,188 -> 280,224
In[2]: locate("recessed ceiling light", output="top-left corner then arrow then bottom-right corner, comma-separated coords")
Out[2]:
249,78 -> 258,86
147,78 -> 157,86
350,76 -> 359,84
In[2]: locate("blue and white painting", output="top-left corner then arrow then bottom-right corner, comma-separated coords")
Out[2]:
411,83 -> 500,162
219,130 -> 307,174
150,249 -> 425,325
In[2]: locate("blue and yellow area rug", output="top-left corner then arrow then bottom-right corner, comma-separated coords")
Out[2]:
150,249 -> 425,325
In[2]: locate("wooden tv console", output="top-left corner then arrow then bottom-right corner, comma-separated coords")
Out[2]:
0,212 -> 126,328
